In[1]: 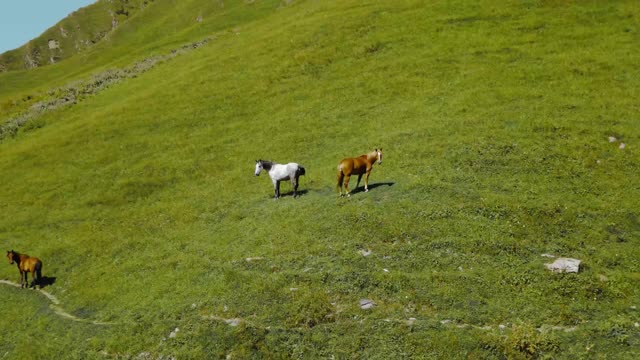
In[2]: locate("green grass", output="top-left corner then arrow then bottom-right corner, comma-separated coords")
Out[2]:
1,0 -> 639,358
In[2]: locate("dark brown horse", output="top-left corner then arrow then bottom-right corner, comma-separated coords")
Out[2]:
7,250 -> 43,289
337,148 -> 383,196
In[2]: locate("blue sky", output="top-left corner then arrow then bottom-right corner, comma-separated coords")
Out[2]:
0,0 -> 96,53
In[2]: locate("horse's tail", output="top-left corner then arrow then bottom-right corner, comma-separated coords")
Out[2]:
337,165 -> 345,192
297,166 -> 306,177
35,261 -> 43,285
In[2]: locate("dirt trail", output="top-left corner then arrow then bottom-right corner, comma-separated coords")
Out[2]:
0,279 -> 113,325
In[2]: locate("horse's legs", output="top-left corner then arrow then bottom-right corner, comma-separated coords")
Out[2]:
292,176 -> 299,198
275,181 -> 281,199
355,174 -> 363,191
344,174 -> 352,196
19,271 -> 25,288
364,169 -> 372,192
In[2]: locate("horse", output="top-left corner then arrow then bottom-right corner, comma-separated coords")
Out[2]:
6,250 -> 43,289
337,148 -> 383,196
255,160 -> 306,199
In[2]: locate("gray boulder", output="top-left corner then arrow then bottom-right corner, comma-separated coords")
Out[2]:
545,258 -> 581,273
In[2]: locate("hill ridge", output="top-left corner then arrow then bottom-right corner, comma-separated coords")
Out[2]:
0,0 -> 154,72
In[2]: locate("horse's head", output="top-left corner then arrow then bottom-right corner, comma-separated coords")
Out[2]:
255,160 -> 263,176
376,148 -> 383,164
7,250 -> 15,264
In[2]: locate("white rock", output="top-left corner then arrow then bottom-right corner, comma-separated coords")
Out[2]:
609,136 -> 617,143
359,249 -> 372,257
619,143 -> 626,149
545,258 -> 582,273
360,299 -> 376,309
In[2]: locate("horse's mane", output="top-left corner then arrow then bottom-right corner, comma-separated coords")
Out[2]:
7,250 -> 22,263
259,160 -> 274,171
362,151 -> 377,161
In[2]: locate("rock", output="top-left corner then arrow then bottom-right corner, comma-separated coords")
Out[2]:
48,39 -> 60,50
545,258 -> 582,273
169,327 -> 179,338
359,249 -> 372,257
360,299 -> 376,310
609,136 -> 617,143
619,142 -> 626,149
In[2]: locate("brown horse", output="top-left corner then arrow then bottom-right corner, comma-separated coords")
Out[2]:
337,148 -> 383,196
7,250 -> 43,289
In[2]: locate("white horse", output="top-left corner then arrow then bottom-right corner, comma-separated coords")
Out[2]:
255,160 -> 306,199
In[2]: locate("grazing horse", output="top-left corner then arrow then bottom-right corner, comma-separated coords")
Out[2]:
337,148 -> 383,196
255,160 -> 306,199
7,250 -> 43,289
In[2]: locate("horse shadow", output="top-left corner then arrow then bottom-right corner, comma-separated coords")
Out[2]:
38,276 -> 56,289
352,182 -> 395,194
279,189 -> 309,198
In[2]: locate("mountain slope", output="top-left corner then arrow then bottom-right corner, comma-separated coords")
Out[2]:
0,0 -> 289,125
1,0 -> 639,358
0,0 -> 152,72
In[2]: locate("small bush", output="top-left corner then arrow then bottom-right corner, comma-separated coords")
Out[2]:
288,290 -> 334,328
482,323 -> 559,359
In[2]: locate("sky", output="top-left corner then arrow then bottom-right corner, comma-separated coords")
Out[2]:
0,0 -> 96,54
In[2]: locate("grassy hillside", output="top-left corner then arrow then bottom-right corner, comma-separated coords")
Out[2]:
1,0 -> 639,358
